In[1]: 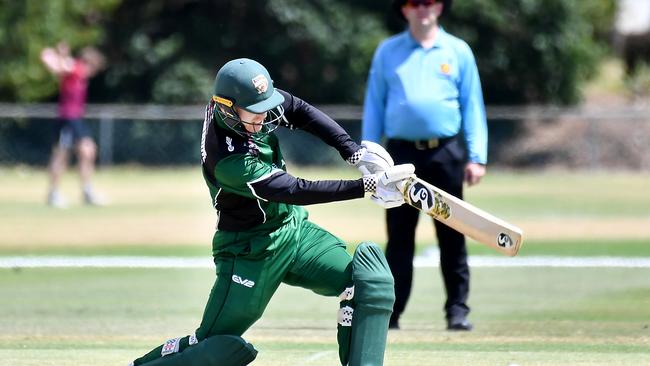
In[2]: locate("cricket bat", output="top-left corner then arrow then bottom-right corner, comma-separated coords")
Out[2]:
400,176 -> 523,256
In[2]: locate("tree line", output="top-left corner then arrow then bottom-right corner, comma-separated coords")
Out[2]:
0,0 -> 616,106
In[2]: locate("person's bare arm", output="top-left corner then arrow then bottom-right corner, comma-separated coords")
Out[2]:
40,43 -> 74,76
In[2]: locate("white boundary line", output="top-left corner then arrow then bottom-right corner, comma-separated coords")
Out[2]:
302,351 -> 335,363
1,256 -> 650,268
0,256 -> 211,268
416,256 -> 650,268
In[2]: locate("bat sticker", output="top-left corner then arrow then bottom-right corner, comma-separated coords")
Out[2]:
402,176 -> 523,256
407,182 -> 451,219
497,232 -> 513,248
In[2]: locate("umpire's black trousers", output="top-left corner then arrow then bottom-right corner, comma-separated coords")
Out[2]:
385,136 -> 470,322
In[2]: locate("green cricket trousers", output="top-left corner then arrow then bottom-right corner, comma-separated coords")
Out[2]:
133,208 -> 395,366
199,211 -> 353,337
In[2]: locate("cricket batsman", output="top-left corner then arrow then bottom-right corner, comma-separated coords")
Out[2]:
128,58 -> 415,366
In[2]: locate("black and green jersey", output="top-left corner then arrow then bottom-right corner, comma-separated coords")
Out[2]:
200,89 -> 365,232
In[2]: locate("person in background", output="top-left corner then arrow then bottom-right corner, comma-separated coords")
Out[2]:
362,0 -> 488,331
40,42 -> 106,207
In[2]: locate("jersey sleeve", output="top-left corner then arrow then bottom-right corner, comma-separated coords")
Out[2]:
249,170 -> 364,205
216,154 -> 365,205
277,89 -> 361,161
457,41 -> 488,164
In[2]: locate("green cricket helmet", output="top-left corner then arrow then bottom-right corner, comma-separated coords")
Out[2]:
212,58 -> 285,136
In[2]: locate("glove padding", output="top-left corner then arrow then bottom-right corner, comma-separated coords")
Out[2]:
364,164 -> 415,209
352,140 -> 394,176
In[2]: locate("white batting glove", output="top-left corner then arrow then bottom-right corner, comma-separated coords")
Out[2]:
347,140 -> 394,176
362,164 -> 415,209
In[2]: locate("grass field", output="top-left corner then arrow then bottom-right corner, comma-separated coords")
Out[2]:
1,166 -> 649,365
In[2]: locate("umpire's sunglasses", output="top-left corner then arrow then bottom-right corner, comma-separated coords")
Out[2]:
406,0 -> 437,7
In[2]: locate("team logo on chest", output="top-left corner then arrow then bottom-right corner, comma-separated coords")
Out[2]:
440,63 -> 452,75
225,136 -> 235,152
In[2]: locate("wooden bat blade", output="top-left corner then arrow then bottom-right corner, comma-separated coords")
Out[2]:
400,176 -> 523,256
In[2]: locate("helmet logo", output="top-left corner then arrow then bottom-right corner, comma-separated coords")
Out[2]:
252,74 -> 269,94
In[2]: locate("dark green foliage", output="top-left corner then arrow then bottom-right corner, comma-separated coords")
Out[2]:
442,0 -> 616,104
0,0 -> 615,105
98,0 -> 388,104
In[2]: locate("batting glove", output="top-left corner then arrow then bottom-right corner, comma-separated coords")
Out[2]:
348,140 -> 394,176
363,164 -> 415,209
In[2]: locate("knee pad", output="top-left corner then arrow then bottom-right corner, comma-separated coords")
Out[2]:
137,335 -> 257,366
338,242 -> 395,366
335,242 -> 395,327
352,242 -> 395,311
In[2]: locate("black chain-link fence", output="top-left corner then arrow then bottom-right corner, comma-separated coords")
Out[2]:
1,103 -> 649,170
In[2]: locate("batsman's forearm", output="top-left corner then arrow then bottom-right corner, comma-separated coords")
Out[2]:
250,171 -> 364,205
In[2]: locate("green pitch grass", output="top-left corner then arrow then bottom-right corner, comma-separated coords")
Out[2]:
0,166 -> 649,365
1,166 -> 649,255
0,266 -> 648,366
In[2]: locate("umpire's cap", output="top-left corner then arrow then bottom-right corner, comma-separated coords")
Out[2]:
393,0 -> 452,20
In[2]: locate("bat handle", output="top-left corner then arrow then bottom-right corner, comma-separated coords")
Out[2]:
397,176 -> 415,196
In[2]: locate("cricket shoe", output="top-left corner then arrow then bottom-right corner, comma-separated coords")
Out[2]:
83,190 -> 108,206
47,190 -> 68,209
447,316 -> 473,331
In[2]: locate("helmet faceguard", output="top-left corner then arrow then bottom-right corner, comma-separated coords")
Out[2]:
212,95 -> 285,137
212,58 -> 286,137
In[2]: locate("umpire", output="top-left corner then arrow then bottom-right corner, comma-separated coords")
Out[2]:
361,0 -> 488,330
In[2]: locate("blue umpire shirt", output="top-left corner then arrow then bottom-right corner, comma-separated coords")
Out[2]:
362,28 -> 488,164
